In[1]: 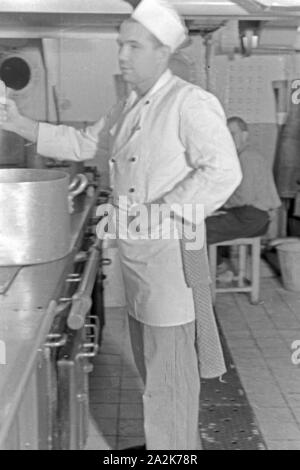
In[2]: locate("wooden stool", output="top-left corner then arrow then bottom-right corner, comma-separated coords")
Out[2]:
208,237 -> 261,305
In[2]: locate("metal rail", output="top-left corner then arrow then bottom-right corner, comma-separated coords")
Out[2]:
67,240 -> 102,330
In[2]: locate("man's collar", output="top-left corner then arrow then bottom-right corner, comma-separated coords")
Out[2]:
146,69 -> 173,98
128,69 -> 173,106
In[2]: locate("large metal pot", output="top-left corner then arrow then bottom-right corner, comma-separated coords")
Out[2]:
0,168 -> 81,266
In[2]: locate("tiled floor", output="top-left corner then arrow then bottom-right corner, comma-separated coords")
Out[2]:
85,260 -> 300,450
215,273 -> 300,450
86,307 -> 145,450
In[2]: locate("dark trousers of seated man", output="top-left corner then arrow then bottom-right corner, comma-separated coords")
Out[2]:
206,205 -> 269,248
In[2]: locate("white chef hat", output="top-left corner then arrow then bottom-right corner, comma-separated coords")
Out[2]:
131,0 -> 187,52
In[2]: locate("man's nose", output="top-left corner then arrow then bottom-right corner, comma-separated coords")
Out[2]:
118,44 -> 130,62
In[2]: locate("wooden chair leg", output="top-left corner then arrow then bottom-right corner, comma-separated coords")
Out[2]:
238,244 -> 247,287
208,244 -> 217,305
251,238 -> 260,304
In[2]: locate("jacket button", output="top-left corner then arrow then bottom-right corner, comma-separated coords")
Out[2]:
129,187 -> 135,193
130,157 -> 137,162
145,100 -> 150,105
111,158 -> 116,163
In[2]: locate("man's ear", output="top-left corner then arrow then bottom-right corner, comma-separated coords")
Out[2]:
157,45 -> 172,65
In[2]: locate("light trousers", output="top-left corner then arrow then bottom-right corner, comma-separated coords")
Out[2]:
127,315 -> 201,450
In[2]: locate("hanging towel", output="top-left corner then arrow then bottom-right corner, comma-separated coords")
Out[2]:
179,234 -> 226,379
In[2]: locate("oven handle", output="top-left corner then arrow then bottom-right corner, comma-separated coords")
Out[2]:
78,342 -> 99,359
67,240 -> 110,330
67,294 -> 93,330
67,242 -> 100,330
78,322 -> 100,359
84,315 -> 100,346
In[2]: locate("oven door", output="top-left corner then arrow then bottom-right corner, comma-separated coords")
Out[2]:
56,313 -> 98,450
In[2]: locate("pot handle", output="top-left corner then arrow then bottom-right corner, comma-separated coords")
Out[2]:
68,173 -> 89,213
68,173 -> 89,197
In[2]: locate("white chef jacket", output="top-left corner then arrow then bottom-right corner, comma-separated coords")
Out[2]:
37,69 -> 241,327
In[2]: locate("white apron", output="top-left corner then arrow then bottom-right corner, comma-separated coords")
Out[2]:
107,75 -> 196,326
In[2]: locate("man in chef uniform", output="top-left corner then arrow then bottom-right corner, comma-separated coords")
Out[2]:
0,0 -> 241,450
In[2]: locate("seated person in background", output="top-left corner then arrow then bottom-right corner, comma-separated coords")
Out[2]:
206,116 -> 281,273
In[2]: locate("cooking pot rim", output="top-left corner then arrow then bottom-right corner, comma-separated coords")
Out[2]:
0,168 -> 70,183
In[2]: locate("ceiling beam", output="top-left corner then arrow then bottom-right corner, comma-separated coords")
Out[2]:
231,0 -> 266,13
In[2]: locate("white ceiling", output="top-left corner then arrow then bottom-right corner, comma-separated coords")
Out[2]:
255,1 -> 300,6
0,0 -> 299,17
0,0 -> 300,38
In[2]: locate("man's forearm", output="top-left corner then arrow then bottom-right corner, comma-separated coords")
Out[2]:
14,115 -> 39,142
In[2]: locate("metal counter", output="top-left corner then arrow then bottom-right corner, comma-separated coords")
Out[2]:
0,189 -> 99,448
